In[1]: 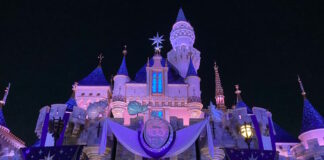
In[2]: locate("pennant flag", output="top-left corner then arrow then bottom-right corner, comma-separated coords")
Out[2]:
21,145 -> 84,160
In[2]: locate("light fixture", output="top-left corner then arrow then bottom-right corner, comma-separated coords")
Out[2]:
240,122 -> 253,150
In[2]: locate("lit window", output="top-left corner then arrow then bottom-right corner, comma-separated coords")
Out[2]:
152,71 -> 163,94
151,110 -> 163,118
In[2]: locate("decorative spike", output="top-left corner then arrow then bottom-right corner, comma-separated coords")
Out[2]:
122,45 -> 127,56
235,84 -> 242,103
214,62 -> 226,111
0,83 -> 11,107
297,75 -> 306,98
98,53 -> 104,66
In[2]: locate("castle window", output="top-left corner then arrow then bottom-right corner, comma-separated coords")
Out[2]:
97,93 -> 100,96
151,110 -> 163,118
81,93 -> 85,96
89,93 -> 93,96
152,71 -> 163,94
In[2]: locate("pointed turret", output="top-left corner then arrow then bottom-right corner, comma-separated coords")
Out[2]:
176,8 -> 187,22
78,54 -> 109,86
117,46 -> 129,76
65,82 -> 77,113
234,85 -> 252,114
0,83 -> 10,127
214,62 -> 226,111
186,56 -> 197,77
298,76 -> 324,134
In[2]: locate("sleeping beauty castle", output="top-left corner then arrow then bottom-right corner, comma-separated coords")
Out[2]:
1,8 -> 324,160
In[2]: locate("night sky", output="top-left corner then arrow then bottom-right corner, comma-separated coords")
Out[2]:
1,1 -> 323,146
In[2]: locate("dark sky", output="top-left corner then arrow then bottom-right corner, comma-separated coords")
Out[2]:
0,0 -> 323,146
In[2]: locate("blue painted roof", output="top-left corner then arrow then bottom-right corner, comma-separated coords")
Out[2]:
78,66 -> 109,86
176,8 -> 187,22
186,57 -> 197,77
0,108 -> 6,127
117,56 -> 128,76
273,122 -> 299,143
301,99 -> 324,133
65,97 -> 77,112
236,100 -> 252,114
133,57 -> 185,84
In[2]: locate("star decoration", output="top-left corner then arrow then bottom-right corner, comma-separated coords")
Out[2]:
248,154 -> 258,160
41,152 -> 55,160
149,32 -> 164,51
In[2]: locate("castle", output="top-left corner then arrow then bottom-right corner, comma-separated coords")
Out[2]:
1,8 -> 324,160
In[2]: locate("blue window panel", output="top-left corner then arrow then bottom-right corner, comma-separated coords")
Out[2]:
151,111 -> 163,118
152,72 -> 157,93
158,72 -> 163,93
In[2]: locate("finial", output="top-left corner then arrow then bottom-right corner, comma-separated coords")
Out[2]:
98,53 -> 104,66
235,84 -> 242,103
149,33 -> 164,53
297,75 -> 306,98
147,57 -> 150,67
72,82 -> 78,91
214,61 -> 218,70
235,84 -> 241,95
0,83 -> 11,106
122,45 -> 127,56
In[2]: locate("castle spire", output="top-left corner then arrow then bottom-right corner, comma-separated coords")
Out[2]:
186,55 -> 197,77
117,45 -> 129,76
297,75 -> 306,98
176,7 -> 187,22
297,75 -> 324,133
0,83 -> 10,127
214,62 -> 226,111
78,55 -> 109,86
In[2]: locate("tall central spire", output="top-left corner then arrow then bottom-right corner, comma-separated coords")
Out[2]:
176,7 -> 187,22
214,62 -> 226,111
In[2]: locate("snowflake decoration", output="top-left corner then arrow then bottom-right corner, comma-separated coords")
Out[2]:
41,152 -> 55,160
149,32 -> 164,51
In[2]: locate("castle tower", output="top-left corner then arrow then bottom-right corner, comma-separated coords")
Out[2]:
112,46 -> 130,102
75,54 -> 111,110
185,56 -> 201,103
214,62 -> 226,111
167,8 -> 201,78
297,76 -> 324,149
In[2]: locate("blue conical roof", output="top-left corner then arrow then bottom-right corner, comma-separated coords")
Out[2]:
0,108 -> 6,127
186,57 -> 197,77
300,98 -> 324,133
78,66 -> 109,86
236,100 -> 252,114
117,55 -> 128,76
176,8 -> 187,22
273,122 -> 299,143
65,97 -> 76,112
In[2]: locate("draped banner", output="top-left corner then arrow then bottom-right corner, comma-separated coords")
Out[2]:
250,115 -> 264,150
21,145 -> 84,160
56,112 -> 70,146
40,112 -> 50,147
99,118 -> 210,159
225,148 -> 276,160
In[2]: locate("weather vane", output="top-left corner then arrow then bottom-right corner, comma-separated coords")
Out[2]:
149,32 -> 164,52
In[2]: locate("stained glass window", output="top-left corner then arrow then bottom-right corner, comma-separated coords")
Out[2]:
151,110 -> 163,118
